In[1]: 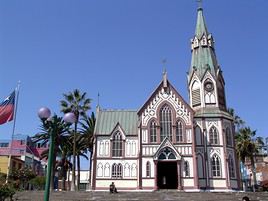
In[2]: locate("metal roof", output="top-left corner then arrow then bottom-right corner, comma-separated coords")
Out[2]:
94,110 -> 138,135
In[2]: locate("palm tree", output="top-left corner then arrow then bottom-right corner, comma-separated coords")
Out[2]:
32,115 -> 70,190
57,136 -> 73,191
72,132 -> 89,189
235,127 -> 263,191
60,89 -> 91,191
80,112 -> 96,186
80,112 -> 95,152
227,108 -> 245,131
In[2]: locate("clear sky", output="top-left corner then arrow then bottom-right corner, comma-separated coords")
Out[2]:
0,0 -> 268,169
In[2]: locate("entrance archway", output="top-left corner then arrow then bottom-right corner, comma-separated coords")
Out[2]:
157,161 -> 178,189
155,147 -> 181,189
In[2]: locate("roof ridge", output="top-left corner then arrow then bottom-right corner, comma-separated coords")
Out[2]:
101,109 -> 137,112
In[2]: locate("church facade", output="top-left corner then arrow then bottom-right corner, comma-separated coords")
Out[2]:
91,6 -> 240,191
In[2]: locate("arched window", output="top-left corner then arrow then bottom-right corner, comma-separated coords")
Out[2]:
112,131 -> 123,157
124,163 -> 130,177
150,121 -> 157,143
195,126 -> 203,145
226,127 -> 232,146
209,126 -> 219,145
191,81 -> 201,107
112,163 -> 123,179
176,120 -> 183,142
211,155 -> 221,177
104,163 -> 110,177
160,105 -> 172,141
184,161 -> 190,177
204,80 -> 216,105
228,156 -> 235,178
197,154 -> 204,178
97,163 -> 103,177
146,161 -> 151,177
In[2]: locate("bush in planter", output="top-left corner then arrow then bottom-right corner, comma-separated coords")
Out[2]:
29,176 -> 46,190
9,167 -> 36,190
0,184 -> 15,201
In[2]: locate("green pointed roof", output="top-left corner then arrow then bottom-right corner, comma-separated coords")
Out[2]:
188,7 -> 219,81
195,8 -> 209,38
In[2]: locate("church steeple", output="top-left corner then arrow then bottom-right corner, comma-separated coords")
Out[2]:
188,6 -> 219,82
195,6 -> 208,38
188,5 -> 227,111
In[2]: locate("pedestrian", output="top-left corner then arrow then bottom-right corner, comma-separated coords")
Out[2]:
109,182 -> 118,193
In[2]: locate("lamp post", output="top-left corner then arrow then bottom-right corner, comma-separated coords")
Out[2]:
38,107 -> 75,201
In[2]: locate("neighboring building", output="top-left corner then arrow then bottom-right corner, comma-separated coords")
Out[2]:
91,6 -> 239,191
0,156 -> 24,174
0,134 -> 47,175
58,170 -> 90,191
242,142 -> 268,190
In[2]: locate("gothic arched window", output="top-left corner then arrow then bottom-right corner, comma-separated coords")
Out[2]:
204,79 -> 216,105
191,81 -> 201,107
226,127 -> 232,146
112,131 -> 123,157
195,126 -> 203,145
184,161 -> 190,177
209,126 -> 219,145
146,161 -> 151,177
211,154 -> 221,177
112,163 -> 123,179
150,121 -> 157,143
160,105 -> 172,141
228,156 -> 235,179
176,120 -> 183,142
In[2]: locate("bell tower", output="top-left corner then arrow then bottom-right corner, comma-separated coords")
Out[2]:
188,5 -> 226,112
187,3 -> 239,190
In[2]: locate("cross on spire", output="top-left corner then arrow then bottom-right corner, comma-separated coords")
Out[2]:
97,92 -> 100,106
161,59 -> 168,88
197,0 -> 203,9
162,58 -> 167,71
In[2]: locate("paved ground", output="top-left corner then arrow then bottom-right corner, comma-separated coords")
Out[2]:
13,191 -> 268,201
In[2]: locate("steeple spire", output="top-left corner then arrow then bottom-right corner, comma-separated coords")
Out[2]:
188,4 -> 227,111
195,1 -> 209,38
188,5 -> 219,81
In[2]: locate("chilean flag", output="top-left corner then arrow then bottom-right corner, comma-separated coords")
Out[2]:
0,91 -> 15,125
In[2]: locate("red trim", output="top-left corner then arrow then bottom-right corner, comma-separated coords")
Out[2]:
191,122 -> 199,189
92,136 -> 98,190
138,123 -> 142,189
154,160 -> 158,190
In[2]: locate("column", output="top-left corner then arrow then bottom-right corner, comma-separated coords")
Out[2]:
177,160 -> 182,190
154,161 -> 158,190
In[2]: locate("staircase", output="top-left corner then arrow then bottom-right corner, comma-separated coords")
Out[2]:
14,191 -> 268,201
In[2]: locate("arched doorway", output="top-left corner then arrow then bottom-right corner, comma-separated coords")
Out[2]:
155,147 -> 181,189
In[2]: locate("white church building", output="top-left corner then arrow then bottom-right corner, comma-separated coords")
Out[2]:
91,5 -> 240,191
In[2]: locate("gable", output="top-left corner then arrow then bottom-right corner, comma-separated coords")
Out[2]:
138,79 -> 194,127
153,137 -> 181,160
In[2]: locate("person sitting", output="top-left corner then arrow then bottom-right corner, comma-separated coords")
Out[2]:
242,196 -> 250,201
109,182 -> 118,193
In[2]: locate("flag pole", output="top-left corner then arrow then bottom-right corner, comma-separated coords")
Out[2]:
6,81 -> 21,183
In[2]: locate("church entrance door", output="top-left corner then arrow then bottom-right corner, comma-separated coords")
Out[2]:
157,161 -> 178,189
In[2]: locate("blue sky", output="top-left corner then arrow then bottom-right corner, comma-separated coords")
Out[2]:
0,0 -> 268,168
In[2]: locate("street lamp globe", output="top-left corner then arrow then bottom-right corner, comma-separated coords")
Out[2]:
63,112 -> 76,124
38,107 -> 51,119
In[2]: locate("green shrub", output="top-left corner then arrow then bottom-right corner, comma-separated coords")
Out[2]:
29,176 -> 46,190
0,184 -> 15,201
